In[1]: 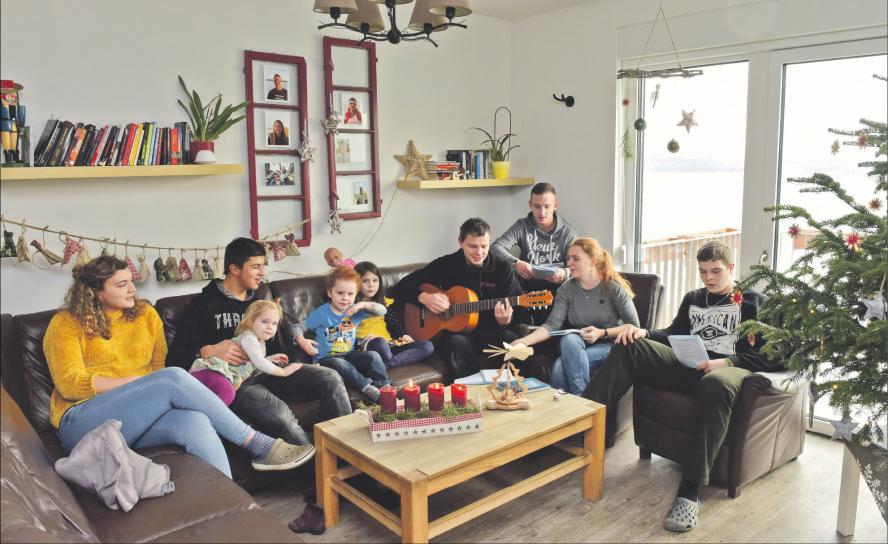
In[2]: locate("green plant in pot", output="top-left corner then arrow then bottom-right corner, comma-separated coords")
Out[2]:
177,76 -> 248,164
471,106 -> 519,179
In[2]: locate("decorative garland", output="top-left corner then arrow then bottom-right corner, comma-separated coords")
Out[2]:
0,214 -> 308,284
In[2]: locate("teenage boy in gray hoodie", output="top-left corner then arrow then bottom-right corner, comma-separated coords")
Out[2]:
491,182 -> 578,323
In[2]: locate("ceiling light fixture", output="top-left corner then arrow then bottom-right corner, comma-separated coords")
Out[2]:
314,0 -> 472,47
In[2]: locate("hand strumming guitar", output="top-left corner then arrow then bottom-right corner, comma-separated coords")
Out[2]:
418,291 -> 450,314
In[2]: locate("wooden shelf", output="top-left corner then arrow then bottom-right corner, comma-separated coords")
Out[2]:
0,164 -> 244,181
396,177 -> 535,190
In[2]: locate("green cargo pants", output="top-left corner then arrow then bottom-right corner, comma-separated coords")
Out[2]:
582,338 -> 750,485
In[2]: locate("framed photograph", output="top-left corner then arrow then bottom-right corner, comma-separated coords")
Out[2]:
255,157 -> 301,197
254,109 -> 299,151
245,50 -> 311,245
333,132 -> 371,172
330,45 -> 370,88
336,175 -> 374,214
333,90 -> 370,129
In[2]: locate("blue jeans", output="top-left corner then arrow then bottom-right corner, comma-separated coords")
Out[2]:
58,367 -> 252,478
550,334 -> 613,395
319,351 -> 391,391
366,337 -> 435,368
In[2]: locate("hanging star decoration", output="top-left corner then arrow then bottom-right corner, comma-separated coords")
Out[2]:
296,131 -> 316,163
857,130 -> 869,149
868,197 -> 882,211
328,209 -> 343,235
321,110 -> 341,135
788,223 -> 801,239
844,231 -> 862,252
831,139 -> 841,155
861,292 -> 886,321
731,290 -> 744,305
829,417 -> 859,441
677,109 -> 698,133
649,83 -> 661,108
395,140 -> 432,180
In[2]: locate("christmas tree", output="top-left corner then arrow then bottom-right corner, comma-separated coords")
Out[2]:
738,74 -> 887,444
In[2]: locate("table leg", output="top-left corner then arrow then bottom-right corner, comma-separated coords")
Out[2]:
315,429 -> 340,527
400,470 -> 429,544
583,409 -> 605,501
836,444 -> 860,536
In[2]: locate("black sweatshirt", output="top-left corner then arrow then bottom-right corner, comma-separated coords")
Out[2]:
166,280 -> 281,369
647,287 -> 781,372
392,250 -> 526,336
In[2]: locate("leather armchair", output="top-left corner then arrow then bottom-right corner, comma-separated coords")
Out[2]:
633,370 -> 808,497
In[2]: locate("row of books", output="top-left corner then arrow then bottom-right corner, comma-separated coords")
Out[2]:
425,160 -> 462,180
33,119 -> 192,167
445,149 -> 493,180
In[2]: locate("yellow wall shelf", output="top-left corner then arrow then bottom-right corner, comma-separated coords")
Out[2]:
0,164 -> 244,181
396,177 -> 534,190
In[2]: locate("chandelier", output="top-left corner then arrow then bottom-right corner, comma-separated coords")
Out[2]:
313,0 -> 472,47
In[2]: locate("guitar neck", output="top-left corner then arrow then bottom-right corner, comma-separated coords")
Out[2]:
450,295 -> 521,315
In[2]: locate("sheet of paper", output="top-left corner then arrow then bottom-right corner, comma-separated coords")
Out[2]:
668,335 -> 710,368
481,368 -> 512,384
454,372 -> 486,385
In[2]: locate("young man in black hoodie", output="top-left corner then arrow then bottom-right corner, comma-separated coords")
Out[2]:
583,240 -> 782,533
167,238 -> 351,449
393,217 -> 525,380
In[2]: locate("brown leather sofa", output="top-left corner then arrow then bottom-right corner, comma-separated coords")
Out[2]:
633,370 -> 808,497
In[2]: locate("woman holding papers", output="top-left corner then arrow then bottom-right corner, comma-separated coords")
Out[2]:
513,238 -> 639,395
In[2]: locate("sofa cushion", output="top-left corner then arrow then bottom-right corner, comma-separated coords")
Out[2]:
1,314 -> 30,418
0,387 -> 98,543
78,452 -> 259,543
13,309 -> 57,432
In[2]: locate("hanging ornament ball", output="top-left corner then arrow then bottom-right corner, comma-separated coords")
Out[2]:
667,139 -> 680,153
621,98 -> 630,106
634,118 -> 647,131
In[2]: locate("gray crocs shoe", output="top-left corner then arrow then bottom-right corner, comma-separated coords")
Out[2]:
663,496 -> 700,532
252,439 -> 316,472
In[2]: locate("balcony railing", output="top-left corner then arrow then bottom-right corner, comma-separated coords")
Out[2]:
638,228 -> 741,327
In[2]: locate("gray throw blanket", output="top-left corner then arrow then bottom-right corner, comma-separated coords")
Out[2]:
55,419 -> 175,512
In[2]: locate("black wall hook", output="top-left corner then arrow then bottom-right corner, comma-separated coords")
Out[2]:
553,93 -> 575,107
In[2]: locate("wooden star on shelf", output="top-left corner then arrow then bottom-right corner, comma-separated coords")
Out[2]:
395,140 -> 433,180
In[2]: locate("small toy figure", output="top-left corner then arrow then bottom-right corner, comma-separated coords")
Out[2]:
1,230 -> 17,258
323,247 -> 355,269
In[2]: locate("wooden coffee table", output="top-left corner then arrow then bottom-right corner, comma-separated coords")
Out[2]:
314,386 -> 605,543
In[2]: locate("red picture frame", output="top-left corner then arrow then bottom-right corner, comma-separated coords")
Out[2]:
323,37 -> 381,221
244,50 -> 312,245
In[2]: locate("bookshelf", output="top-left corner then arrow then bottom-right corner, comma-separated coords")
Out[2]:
0,164 -> 244,181
396,177 -> 535,190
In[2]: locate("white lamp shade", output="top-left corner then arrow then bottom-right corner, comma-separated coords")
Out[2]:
346,0 -> 386,32
429,0 -> 471,17
408,0 -> 447,30
314,0 -> 358,14
369,0 -> 413,4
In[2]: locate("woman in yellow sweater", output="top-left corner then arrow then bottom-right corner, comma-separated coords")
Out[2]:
44,256 -> 314,478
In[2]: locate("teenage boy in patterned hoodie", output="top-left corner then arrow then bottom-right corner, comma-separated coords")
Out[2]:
491,182 -> 578,323
583,240 -> 783,533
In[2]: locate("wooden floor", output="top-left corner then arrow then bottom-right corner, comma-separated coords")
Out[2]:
255,430 -> 887,543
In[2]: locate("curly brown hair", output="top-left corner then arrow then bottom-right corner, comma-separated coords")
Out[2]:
63,256 -> 146,339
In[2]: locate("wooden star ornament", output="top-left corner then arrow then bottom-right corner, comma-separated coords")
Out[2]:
395,140 -> 433,180
677,109 -> 698,133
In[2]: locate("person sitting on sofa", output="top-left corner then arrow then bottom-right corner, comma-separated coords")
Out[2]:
582,240 -> 781,533
491,182 -> 578,324
167,237 -> 351,448
392,217 -> 525,380
513,237 -> 639,394
43,256 -> 313,478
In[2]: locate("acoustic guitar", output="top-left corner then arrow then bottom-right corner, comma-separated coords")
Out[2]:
403,283 -> 553,341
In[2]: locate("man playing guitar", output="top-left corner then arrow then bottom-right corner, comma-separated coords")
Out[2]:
392,217 -> 526,379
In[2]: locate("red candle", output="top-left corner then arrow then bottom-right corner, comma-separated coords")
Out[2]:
427,383 -> 445,412
451,384 -> 468,407
403,381 -> 421,412
379,385 -> 397,414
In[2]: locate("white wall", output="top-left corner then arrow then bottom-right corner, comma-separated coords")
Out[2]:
510,0 -> 887,257
0,0 -> 518,314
